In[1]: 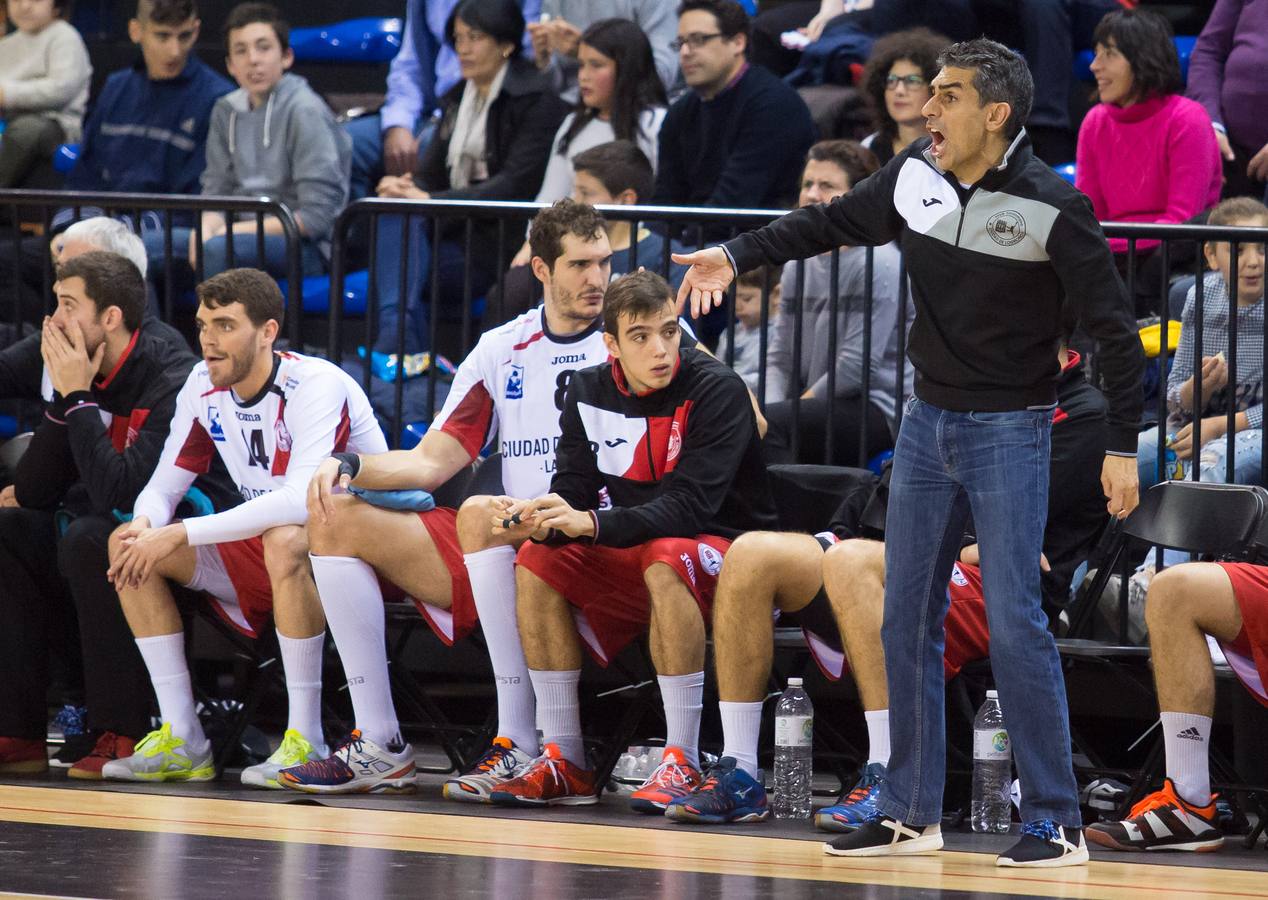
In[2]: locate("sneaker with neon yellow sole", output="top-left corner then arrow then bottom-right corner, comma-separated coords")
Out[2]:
241,729 -> 327,789
443,737 -> 535,803
100,723 -> 215,782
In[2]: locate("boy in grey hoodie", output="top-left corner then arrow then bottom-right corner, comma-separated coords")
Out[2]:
193,2 -> 351,277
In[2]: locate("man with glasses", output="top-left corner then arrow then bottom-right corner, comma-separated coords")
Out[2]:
653,0 -> 816,212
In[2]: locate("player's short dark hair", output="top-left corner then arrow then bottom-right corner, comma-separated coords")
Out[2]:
806,140 -> 880,191
445,0 -> 525,55
224,2 -> 288,54
736,264 -> 783,291
528,199 -> 608,271
572,141 -> 654,204
56,252 -> 147,332
603,270 -> 674,337
677,0 -> 750,41
197,268 -> 285,329
139,0 -> 198,25
1092,8 -> 1182,102
937,38 -> 1033,139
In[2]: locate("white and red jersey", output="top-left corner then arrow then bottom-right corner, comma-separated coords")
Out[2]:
432,307 -> 611,499
134,351 -> 387,545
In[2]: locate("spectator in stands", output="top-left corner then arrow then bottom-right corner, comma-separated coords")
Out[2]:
372,0 -> 568,354
62,0 -> 232,281
487,270 -> 777,810
510,17 -> 668,267
0,0 -> 91,187
1136,197 -> 1267,492
653,0 -> 817,212
667,341 -> 1108,825
1188,0 -> 1268,202
196,2 -> 351,278
761,140 -> 907,467
529,1 -> 678,101
52,216 -> 165,321
715,264 -> 781,392
0,251 -> 238,780
1076,7 -> 1222,317
103,269 -> 386,789
1086,555 -> 1268,853
859,28 -> 949,167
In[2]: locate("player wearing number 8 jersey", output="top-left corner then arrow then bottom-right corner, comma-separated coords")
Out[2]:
104,268 -> 385,789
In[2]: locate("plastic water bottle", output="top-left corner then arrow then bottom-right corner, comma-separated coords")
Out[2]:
971,690 -> 1013,833
773,677 -> 814,819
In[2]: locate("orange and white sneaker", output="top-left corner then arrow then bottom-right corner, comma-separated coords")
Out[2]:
442,737 -> 535,803
488,742 -> 598,807
1086,779 -> 1223,852
629,747 -> 702,814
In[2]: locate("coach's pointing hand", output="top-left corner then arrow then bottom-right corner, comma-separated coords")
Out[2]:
672,248 -> 735,319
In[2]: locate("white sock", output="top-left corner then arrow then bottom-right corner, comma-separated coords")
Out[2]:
135,633 -> 208,751
1161,711 -> 1213,806
464,547 -> 537,752
529,669 -> 584,767
719,700 -> 763,777
865,709 -> 890,766
277,631 -> 327,753
659,672 -> 704,770
309,554 -> 401,747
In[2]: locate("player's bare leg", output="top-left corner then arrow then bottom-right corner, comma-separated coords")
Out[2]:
822,539 -> 889,710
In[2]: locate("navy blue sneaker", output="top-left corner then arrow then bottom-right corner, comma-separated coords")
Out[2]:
998,819 -> 1089,868
664,757 -> 770,824
815,761 -> 885,832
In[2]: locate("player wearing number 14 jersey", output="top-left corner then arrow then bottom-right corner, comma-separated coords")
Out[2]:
103,269 -> 385,789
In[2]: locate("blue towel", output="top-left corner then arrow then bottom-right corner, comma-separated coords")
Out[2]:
347,486 -> 436,512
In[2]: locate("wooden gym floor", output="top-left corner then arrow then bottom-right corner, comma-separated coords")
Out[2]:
0,772 -> 1266,899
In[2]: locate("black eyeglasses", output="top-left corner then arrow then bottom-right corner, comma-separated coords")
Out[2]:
885,74 -> 928,90
670,32 -> 724,52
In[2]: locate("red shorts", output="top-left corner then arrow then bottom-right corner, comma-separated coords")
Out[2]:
516,535 -> 731,665
1213,563 -> 1268,707
189,537 -> 273,638
800,557 -> 990,683
410,507 -> 478,645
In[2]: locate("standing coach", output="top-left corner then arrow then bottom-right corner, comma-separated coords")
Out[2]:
673,38 -> 1143,868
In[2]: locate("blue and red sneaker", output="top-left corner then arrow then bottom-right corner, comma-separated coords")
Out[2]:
815,761 -> 885,832
664,757 -> 770,824
278,730 -> 416,794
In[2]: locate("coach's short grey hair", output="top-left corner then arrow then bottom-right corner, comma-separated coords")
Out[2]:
61,217 -> 148,278
937,38 -> 1033,140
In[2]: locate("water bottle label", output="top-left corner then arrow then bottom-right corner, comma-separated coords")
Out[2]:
974,728 -> 1010,761
775,715 -> 812,748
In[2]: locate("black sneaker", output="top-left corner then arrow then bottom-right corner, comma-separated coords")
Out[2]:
49,732 -> 99,769
998,820 -> 1089,868
823,814 -> 943,857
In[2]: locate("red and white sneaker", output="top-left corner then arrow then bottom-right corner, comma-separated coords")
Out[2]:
68,732 -> 137,781
443,737 -> 535,803
488,743 -> 598,807
0,737 -> 47,774
629,747 -> 702,814
1086,779 -> 1223,852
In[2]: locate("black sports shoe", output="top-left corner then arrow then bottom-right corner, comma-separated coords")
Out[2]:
823,814 -> 943,857
50,732 -> 99,769
998,820 -> 1089,867
1085,779 -> 1223,852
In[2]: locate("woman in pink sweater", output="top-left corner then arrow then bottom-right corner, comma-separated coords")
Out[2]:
1077,7 -> 1221,315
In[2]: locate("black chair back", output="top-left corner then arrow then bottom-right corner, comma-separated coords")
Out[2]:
1124,481 -> 1267,556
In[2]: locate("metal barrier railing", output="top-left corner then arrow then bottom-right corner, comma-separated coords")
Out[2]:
0,190 -> 304,346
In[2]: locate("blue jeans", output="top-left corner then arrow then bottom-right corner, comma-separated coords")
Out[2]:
1137,425 -> 1264,489
878,397 -> 1080,827
141,227 -> 324,282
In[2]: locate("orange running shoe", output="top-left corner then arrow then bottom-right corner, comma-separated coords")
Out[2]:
1086,778 -> 1223,852
629,747 -> 702,813
488,742 -> 597,807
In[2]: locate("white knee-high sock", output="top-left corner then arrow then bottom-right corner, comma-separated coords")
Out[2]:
464,546 -> 537,752
277,631 -> 327,753
720,700 -> 763,777
309,554 -> 401,747
865,709 -> 890,766
1161,711 -> 1213,806
659,672 -> 705,770
529,669 -> 584,766
135,632 -> 208,751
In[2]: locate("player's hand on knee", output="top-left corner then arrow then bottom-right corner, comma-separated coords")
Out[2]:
308,458 -> 350,525
491,496 -> 542,539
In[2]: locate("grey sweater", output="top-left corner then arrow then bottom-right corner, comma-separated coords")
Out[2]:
201,73 -> 351,254
0,20 -> 91,140
768,242 -> 912,423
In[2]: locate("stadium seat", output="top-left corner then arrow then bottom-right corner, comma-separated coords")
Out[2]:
1073,35 -> 1196,83
276,268 -> 369,315
289,17 -> 403,64
1054,162 -> 1076,185
53,143 -> 80,175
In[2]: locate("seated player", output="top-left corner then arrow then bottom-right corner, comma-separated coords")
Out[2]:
286,200 -> 632,798
103,268 -> 386,787
668,344 -> 1109,825
487,270 -> 778,810
1086,560 -> 1268,853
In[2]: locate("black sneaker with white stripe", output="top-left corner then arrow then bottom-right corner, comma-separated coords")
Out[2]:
823,814 -> 943,857
1085,778 -> 1223,852
997,819 -> 1089,867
